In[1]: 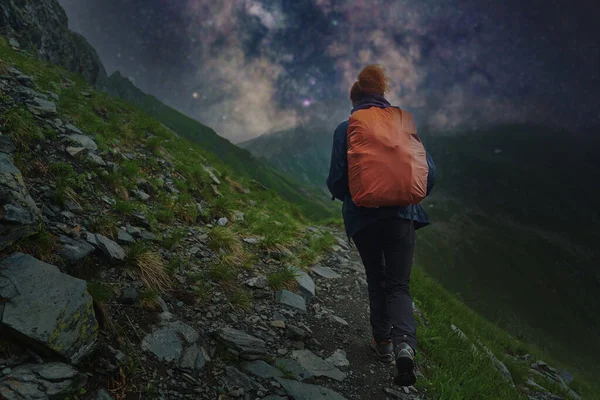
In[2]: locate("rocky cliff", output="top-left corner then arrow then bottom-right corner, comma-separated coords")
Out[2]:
0,0 -> 106,85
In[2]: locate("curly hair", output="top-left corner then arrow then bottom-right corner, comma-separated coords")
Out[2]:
350,64 -> 389,103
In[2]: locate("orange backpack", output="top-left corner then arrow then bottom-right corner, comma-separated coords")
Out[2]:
347,107 -> 428,208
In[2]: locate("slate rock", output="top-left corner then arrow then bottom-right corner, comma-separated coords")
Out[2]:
8,38 -> 20,49
0,253 -> 98,364
66,199 -> 84,214
217,217 -> 229,226
216,327 -> 267,359
326,349 -> 350,367
274,359 -> 313,381
290,267 -> 315,299
559,369 -> 574,385
57,235 -> 95,264
477,340 -> 514,387
276,378 -> 347,400
66,146 -> 87,157
224,366 -> 266,392
95,388 -> 115,400
328,314 -> 349,326
241,360 -> 284,379
0,153 -> 42,251
243,236 -> 264,244
245,275 -> 268,289
311,265 -> 341,279
67,134 -> 97,151
120,287 -> 139,305
126,225 -> 143,237
140,231 -> 157,241
0,136 -> 16,154
87,153 -> 107,166
64,123 -> 83,135
141,321 -> 206,370
0,363 -> 87,400
27,97 -> 57,116
94,233 -> 126,262
203,165 -> 221,185
290,350 -> 346,381
276,290 -> 307,313
132,189 -> 150,201
117,228 -> 135,244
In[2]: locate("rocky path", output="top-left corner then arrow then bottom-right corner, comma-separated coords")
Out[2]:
187,230 -> 425,400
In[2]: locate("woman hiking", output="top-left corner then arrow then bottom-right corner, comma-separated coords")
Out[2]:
326,64 -> 436,387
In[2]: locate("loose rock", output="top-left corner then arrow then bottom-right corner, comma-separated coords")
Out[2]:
0,363 -> 87,400
290,349 -> 346,381
276,378 -> 347,400
216,327 -> 267,359
276,290 -> 307,313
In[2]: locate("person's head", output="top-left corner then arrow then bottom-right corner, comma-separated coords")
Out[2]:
350,64 -> 389,106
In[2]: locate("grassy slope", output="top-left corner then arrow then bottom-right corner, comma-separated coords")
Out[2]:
1,37 -> 597,399
99,72 -> 336,221
0,34 -> 338,322
417,128 -> 600,380
239,125 -> 333,192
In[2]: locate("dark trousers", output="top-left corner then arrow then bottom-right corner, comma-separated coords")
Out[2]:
353,218 -> 417,350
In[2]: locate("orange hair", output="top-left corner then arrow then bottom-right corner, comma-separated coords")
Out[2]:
350,64 -> 389,102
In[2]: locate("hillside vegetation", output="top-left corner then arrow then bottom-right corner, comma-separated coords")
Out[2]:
99,72 -> 337,220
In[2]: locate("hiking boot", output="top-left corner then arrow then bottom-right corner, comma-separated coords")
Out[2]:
393,342 -> 416,386
370,338 -> 393,363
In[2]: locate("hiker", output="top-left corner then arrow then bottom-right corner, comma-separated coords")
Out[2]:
326,64 -> 436,387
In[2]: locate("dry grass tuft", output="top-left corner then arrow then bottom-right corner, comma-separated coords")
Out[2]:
127,243 -> 172,292
93,300 -> 116,333
225,176 -> 248,194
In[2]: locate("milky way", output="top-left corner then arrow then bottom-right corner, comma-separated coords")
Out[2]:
59,0 -> 600,142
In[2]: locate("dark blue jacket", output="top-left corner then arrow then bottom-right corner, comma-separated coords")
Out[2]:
326,96 -> 436,239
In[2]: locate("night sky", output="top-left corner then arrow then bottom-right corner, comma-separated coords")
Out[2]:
58,0 -> 600,143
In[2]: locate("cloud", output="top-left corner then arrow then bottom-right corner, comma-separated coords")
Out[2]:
60,0 -> 600,140
180,0 -> 300,143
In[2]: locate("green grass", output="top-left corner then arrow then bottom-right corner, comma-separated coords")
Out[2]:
12,230 -> 57,263
208,227 -> 241,254
87,281 -> 115,303
267,266 -> 299,291
411,267 -> 598,399
297,231 -> 337,267
208,263 -> 237,284
227,288 -> 253,311
162,228 -> 188,250
1,107 -> 46,150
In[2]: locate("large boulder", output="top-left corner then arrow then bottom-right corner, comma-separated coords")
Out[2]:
0,0 -> 107,85
0,253 -> 98,364
0,362 -> 87,400
0,152 -> 42,252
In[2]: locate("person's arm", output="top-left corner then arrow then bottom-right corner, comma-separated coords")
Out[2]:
426,151 -> 436,195
326,121 -> 349,201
